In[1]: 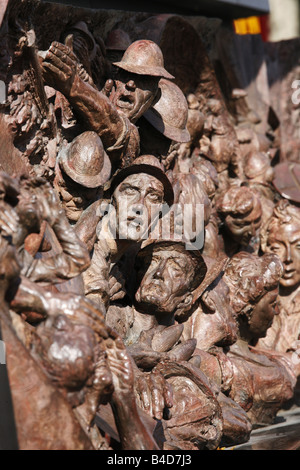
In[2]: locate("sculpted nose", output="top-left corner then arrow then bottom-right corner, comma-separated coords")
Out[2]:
284,244 -> 292,263
131,204 -> 144,216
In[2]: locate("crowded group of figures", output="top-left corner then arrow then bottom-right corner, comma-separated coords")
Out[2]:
1,8 -> 300,451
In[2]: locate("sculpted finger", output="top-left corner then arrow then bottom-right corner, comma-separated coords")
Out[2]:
44,48 -> 66,69
3,208 -> 18,226
50,41 -> 78,62
42,62 -> 66,84
151,324 -> 183,353
109,281 -> 121,297
163,379 -> 173,409
0,219 -> 16,235
151,383 -> 164,420
168,339 -> 197,362
140,388 -> 152,416
110,290 -> 126,301
102,79 -> 114,96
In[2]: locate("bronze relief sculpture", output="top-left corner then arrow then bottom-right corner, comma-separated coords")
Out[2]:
0,0 -> 300,450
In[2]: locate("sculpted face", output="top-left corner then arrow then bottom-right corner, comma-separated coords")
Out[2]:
112,173 -> 164,242
267,223 -> 300,288
249,288 -> 279,339
54,168 -> 101,223
225,208 -> 261,246
135,248 -> 194,314
111,70 -> 159,123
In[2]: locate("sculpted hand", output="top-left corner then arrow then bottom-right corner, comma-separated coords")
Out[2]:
0,173 -> 20,238
217,392 -> 252,446
128,324 -> 196,369
105,335 -> 135,402
135,369 -> 173,420
109,264 -> 126,301
41,41 -> 79,96
101,79 -> 114,97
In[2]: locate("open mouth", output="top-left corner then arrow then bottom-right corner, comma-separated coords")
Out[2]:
116,94 -> 134,109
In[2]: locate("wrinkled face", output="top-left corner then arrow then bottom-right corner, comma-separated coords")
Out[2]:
249,288 -> 279,339
112,173 -> 164,242
135,248 -> 194,314
110,70 -> 159,123
54,167 -> 101,223
266,224 -> 300,288
225,209 -> 261,246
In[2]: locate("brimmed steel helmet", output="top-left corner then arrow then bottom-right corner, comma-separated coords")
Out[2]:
113,40 -> 174,79
105,29 -> 131,51
144,78 -> 190,143
58,131 -> 111,188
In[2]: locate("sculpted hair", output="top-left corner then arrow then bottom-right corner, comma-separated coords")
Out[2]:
261,199 -> 300,252
172,173 -> 211,226
224,251 -> 283,317
216,186 -> 261,219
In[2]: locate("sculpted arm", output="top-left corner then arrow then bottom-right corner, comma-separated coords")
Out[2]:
41,42 -> 126,148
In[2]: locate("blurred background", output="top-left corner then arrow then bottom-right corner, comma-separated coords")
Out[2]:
234,0 -> 300,42
43,0 -> 300,42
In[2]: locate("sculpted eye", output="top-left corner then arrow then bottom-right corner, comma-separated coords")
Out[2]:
147,192 -> 163,203
122,186 -> 137,196
270,245 -> 281,252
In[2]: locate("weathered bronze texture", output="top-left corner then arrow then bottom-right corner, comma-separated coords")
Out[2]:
1,0 -> 300,450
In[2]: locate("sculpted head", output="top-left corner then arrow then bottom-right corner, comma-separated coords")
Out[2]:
54,132 -> 110,223
261,200 -> 300,290
216,186 -> 262,246
224,252 -> 283,340
111,70 -> 160,123
134,241 -> 207,320
110,155 -> 174,243
243,151 -> 274,185
111,40 -> 174,123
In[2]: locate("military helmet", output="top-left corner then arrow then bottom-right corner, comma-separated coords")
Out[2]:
113,40 -> 174,79
143,78 -> 190,143
58,131 -> 111,188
